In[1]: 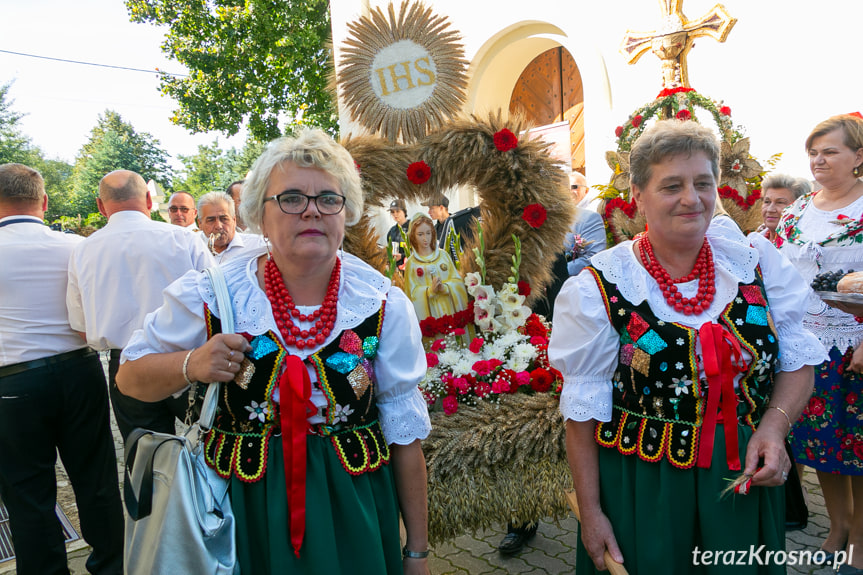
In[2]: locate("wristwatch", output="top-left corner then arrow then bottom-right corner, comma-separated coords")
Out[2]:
402,545 -> 430,559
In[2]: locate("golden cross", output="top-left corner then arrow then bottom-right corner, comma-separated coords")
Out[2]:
620,0 -> 736,89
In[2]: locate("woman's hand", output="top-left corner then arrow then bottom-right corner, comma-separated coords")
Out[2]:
580,507 -> 624,571
402,557 -> 430,575
745,422 -> 790,487
849,341 -> 863,373
186,333 -> 251,384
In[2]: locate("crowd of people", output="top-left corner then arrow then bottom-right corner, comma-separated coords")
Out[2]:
0,112 -> 861,575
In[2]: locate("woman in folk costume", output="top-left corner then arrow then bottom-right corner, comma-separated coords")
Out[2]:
118,129 -> 432,574
403,213 -> 470,323
777,114 -> 863,570
549,120 -> 826,574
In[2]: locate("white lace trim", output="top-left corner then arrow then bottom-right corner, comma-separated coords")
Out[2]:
590,229 -> 758,324
196,249 -> 390,337
560,375 -> 612,423
775,325 -> 829,371
802,313 -> 863,351
378,389 -> 432,445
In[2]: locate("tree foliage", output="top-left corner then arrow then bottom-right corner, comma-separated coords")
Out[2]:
126,0 -> 337,141
174,137 -> 266,196
69,110 -> 172,215
0,81 -> 38,166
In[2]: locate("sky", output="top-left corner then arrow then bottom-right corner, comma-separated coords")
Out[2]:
0,0 -> 247,170
2,0 -> 861,184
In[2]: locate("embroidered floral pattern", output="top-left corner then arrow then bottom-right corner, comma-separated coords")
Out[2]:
779,191 -> 863,247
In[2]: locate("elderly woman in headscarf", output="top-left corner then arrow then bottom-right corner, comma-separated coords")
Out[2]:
550,120 -> 826,574
118,128 -> 432,574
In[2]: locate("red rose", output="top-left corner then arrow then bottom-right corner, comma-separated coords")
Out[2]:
493,129 -> 518,152
530,368 -> 554,393
676,109 -> 692,121
425,352 -> 439,368
719,106 -> 731,116
522,203 -> 548,228
614,125 -> 624,138
469,337 -> 484,354
416,267 -> 424,277
406,161 -> 431,185
517,280 -> 531,297
442,395 -> 459,415
631,114 -> 643,128
847,392 -> 859,404
808,396 -> 826,416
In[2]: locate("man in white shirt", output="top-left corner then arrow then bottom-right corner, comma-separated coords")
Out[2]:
67,170 -> 214,440
197,191 -> 266,264
0,163 -> 123,574
167,190 -> 198,230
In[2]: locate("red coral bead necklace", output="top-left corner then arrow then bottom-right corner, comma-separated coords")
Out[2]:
264,257 -> 340,350
637,235 -> 715,315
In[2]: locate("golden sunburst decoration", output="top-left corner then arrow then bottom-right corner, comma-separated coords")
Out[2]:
337,1 -> 468,143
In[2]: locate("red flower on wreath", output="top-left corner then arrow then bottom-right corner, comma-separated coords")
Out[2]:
676,109 -> 692,121
614,125 -> 624,138
522,203 -> 548,228
406,161 -> 431,185
719,106 -> 731,116
530,367 -> 554,393
657,86 -> 694,98
442,395 -> 459,415
631,114 -> 643,128
517,280 -> 531,297
493,129 -> 518,152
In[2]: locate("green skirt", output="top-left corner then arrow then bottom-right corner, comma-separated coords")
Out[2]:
576,423 -> 785,575
230,434 -> 403,574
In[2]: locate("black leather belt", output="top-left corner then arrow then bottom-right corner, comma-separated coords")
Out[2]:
0,347 -> 95,378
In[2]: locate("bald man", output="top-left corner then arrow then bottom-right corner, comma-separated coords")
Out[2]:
67,170 -> 214,441
167,190 -> 198,229
0,163 -> 123,574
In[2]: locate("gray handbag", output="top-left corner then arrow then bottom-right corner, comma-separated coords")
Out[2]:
123,266 -> 239,575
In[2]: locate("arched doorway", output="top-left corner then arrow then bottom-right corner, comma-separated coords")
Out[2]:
509,47 -> 585,173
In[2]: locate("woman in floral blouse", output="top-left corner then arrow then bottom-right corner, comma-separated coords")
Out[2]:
778,113 -> 863,569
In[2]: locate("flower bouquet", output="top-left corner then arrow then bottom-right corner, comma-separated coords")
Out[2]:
564,232 -> 593,262
419,230 -> 571,544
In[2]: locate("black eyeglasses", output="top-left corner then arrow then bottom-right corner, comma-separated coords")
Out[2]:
571,185 -> 583,191
265,191 -> 346,215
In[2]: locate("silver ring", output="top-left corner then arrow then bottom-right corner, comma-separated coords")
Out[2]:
229,350 -> 234,359
781,471 -> 788,481
227,360 -> 232,370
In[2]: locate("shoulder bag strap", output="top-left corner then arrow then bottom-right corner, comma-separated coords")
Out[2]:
198,266 -> 235,431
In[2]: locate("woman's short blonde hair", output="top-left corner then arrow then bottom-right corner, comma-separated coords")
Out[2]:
805,114 -> 863,153
240,128 -> 363,234
629,120 -> 721,188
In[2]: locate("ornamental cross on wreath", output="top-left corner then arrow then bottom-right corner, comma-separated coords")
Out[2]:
620,0 -> 737,89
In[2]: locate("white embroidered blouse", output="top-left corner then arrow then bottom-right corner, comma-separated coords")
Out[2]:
123,249 -> 432,446
778,193 -> 863,351
549,225 -> 827,423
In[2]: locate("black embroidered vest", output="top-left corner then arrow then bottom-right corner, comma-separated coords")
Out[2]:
202,303 -> 390,482
588,266 -> 780,469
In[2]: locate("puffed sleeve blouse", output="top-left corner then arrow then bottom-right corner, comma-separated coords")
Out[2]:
123,249 -> 432,445
549,224 -> 828,423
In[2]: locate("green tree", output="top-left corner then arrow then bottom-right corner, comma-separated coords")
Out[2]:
70,110 -> 172,215
175,136 -> 267,196
125,0 -> 337,141
0,81 -> 39,166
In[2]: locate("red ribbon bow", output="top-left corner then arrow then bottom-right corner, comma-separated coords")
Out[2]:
697,322 -> 746,471
279,355 -> 316,557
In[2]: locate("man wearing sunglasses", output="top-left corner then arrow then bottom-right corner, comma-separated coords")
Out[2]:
167,191 -> 198,230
